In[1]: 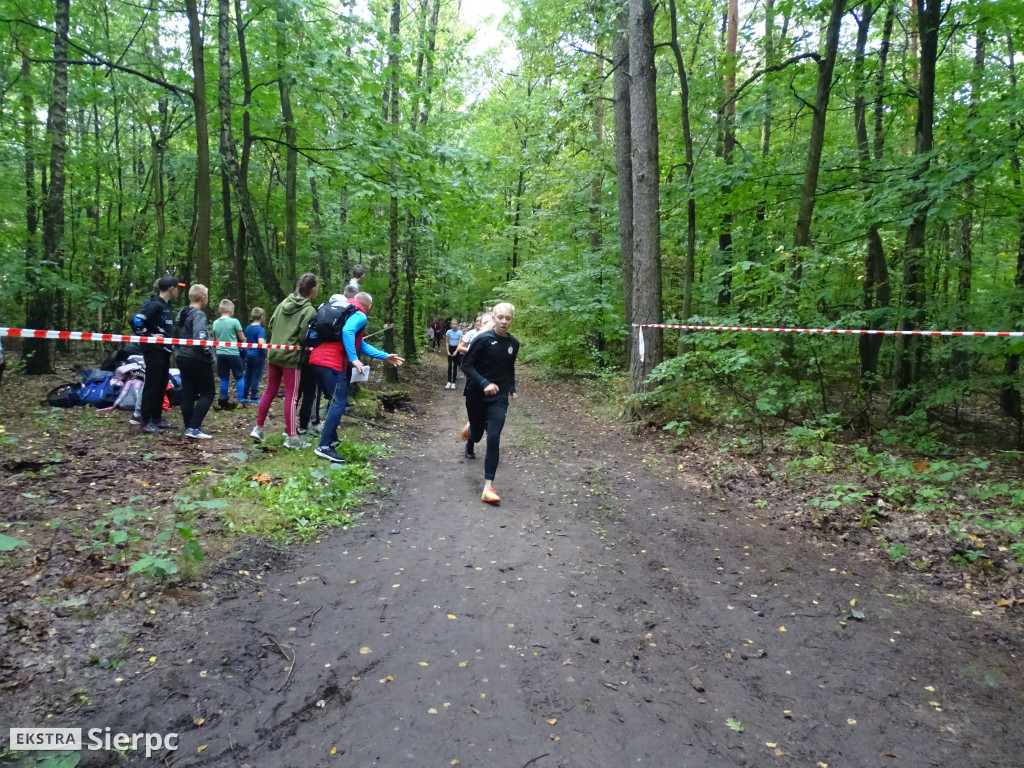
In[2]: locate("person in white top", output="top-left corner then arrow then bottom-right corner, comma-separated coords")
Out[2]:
346,264 -> 366,292
457,312 -> 493,356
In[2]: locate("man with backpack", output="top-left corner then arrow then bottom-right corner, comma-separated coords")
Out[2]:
308,291 -> 404,463
131,275 -> 183,433
173,284 -> 216,438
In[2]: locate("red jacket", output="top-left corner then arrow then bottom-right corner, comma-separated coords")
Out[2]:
308,302 -> 366,371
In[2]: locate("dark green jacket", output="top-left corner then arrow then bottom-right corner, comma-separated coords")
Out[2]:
267,293 -> 316,369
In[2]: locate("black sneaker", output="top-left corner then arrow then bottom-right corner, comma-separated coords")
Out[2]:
155,418 -> 172,429
143,422 -> 164,434
314,445 -> 346,463
464,442 -> 476,459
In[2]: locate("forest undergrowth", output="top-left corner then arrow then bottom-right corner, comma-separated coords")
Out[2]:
563,362 -> 1024,613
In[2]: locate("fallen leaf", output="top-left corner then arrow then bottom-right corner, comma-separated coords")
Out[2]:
331,747 -> 337,755
419,661 -> 429,666
428,708 -> 438,715
766,742 -> 777,748
359,647 -> 372,655
779,627 -> 787,632
197,745 -> 207,753
193,718 -> 205,726
447,614 -> 457,620
547,718 -> 557,725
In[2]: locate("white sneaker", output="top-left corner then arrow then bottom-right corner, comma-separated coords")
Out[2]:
250,425 -> 264,442
284,435 -> 310,449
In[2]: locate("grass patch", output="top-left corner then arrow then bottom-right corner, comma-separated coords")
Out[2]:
210,431 -> 386,542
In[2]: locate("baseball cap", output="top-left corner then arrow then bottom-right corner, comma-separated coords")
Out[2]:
157,276 -> 186,291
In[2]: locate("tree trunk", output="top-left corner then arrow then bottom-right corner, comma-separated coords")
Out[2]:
25,0 -> 70,374
218,0 -> 283,303
612,20 -> 633,364
22,52 -> 40,347
1001,31 -> 1024,419
185,0 -> 212,288
384,0 -> 401,383
627,0 -> 662,403
893,0 -> 942,402
309,158 -> 329,287
792,0 -> 844,259
666,0 -> 696,324
717,0 -> 737,308
854,2 -> 891,398
277,6 -> 298,289
951,22 -> 985,379
235,0 -> 254,298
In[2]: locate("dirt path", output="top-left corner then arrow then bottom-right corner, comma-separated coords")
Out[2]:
17,356 -> 1024,767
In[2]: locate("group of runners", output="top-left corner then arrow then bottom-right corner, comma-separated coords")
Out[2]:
130,270 -> 520,502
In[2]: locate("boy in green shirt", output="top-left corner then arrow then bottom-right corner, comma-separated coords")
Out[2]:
212,299 -> 246,408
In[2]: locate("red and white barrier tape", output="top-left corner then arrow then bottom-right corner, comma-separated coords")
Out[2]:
633,323 -> 1024,337
0,324 -> 395,352
633,323 -> 1024,361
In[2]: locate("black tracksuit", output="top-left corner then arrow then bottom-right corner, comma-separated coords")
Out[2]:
461,329 -> 519,481
133,294 -> 174,426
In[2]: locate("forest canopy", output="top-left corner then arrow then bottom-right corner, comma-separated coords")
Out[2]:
2,0 -> 1024,438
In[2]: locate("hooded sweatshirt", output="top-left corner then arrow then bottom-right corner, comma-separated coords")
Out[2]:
266,293 -> 317,369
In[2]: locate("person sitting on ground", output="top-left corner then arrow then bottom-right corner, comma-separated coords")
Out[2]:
251,273 -> 319,449
445,319 -> 463,390
461,302 -> 519,504
242,307 -> 267,405
174,284 -> 216,439
212,299 -> 246,409
309,291 -> 404,463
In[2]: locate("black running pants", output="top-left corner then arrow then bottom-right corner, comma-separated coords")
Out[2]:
466,396 -> 508,481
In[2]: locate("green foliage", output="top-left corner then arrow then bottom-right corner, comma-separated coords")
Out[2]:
213,435 -> 380,542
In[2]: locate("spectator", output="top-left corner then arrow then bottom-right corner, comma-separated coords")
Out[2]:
250,274 -> 319,448
212,299 -> 246,408
131,275 -> 183,433
242,307 -> 267,404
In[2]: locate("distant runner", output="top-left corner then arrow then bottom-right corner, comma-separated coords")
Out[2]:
461,303 -> 519,504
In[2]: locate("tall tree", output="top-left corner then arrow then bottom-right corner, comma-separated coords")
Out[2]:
217,0 -> 282,303
665,0 -> 696,322
184,0 -> 211,287
717,0 -> 738,308
277,4 -> 298,289
24,0 -> 71,374
384,0 -> 401,383
612,14 -> 633,363
627,0 -> 662,401
855,1 -> 893,399
894,0 -> 943,400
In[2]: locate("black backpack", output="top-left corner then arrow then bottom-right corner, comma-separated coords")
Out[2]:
170,306 -> 195,341
305,301 -> 358,348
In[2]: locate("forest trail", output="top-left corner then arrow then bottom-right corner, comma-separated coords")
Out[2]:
9,355 -> 1024,767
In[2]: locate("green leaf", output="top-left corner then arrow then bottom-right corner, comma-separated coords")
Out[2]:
0,533 -> 28,550
182,539 -> 205,564
725,717 -> 744,733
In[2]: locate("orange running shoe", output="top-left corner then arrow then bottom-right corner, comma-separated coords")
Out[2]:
481,487 -> 501,504
461,422 -> 470,441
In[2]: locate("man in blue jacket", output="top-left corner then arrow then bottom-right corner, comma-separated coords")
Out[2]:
309,291 -> 404,463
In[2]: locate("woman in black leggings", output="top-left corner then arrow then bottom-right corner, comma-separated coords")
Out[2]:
444,320 -> 463,389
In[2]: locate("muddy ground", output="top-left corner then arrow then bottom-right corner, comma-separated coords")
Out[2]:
1,353 -> 1023,767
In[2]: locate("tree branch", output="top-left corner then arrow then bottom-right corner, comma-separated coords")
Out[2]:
718,51 -> 820,113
